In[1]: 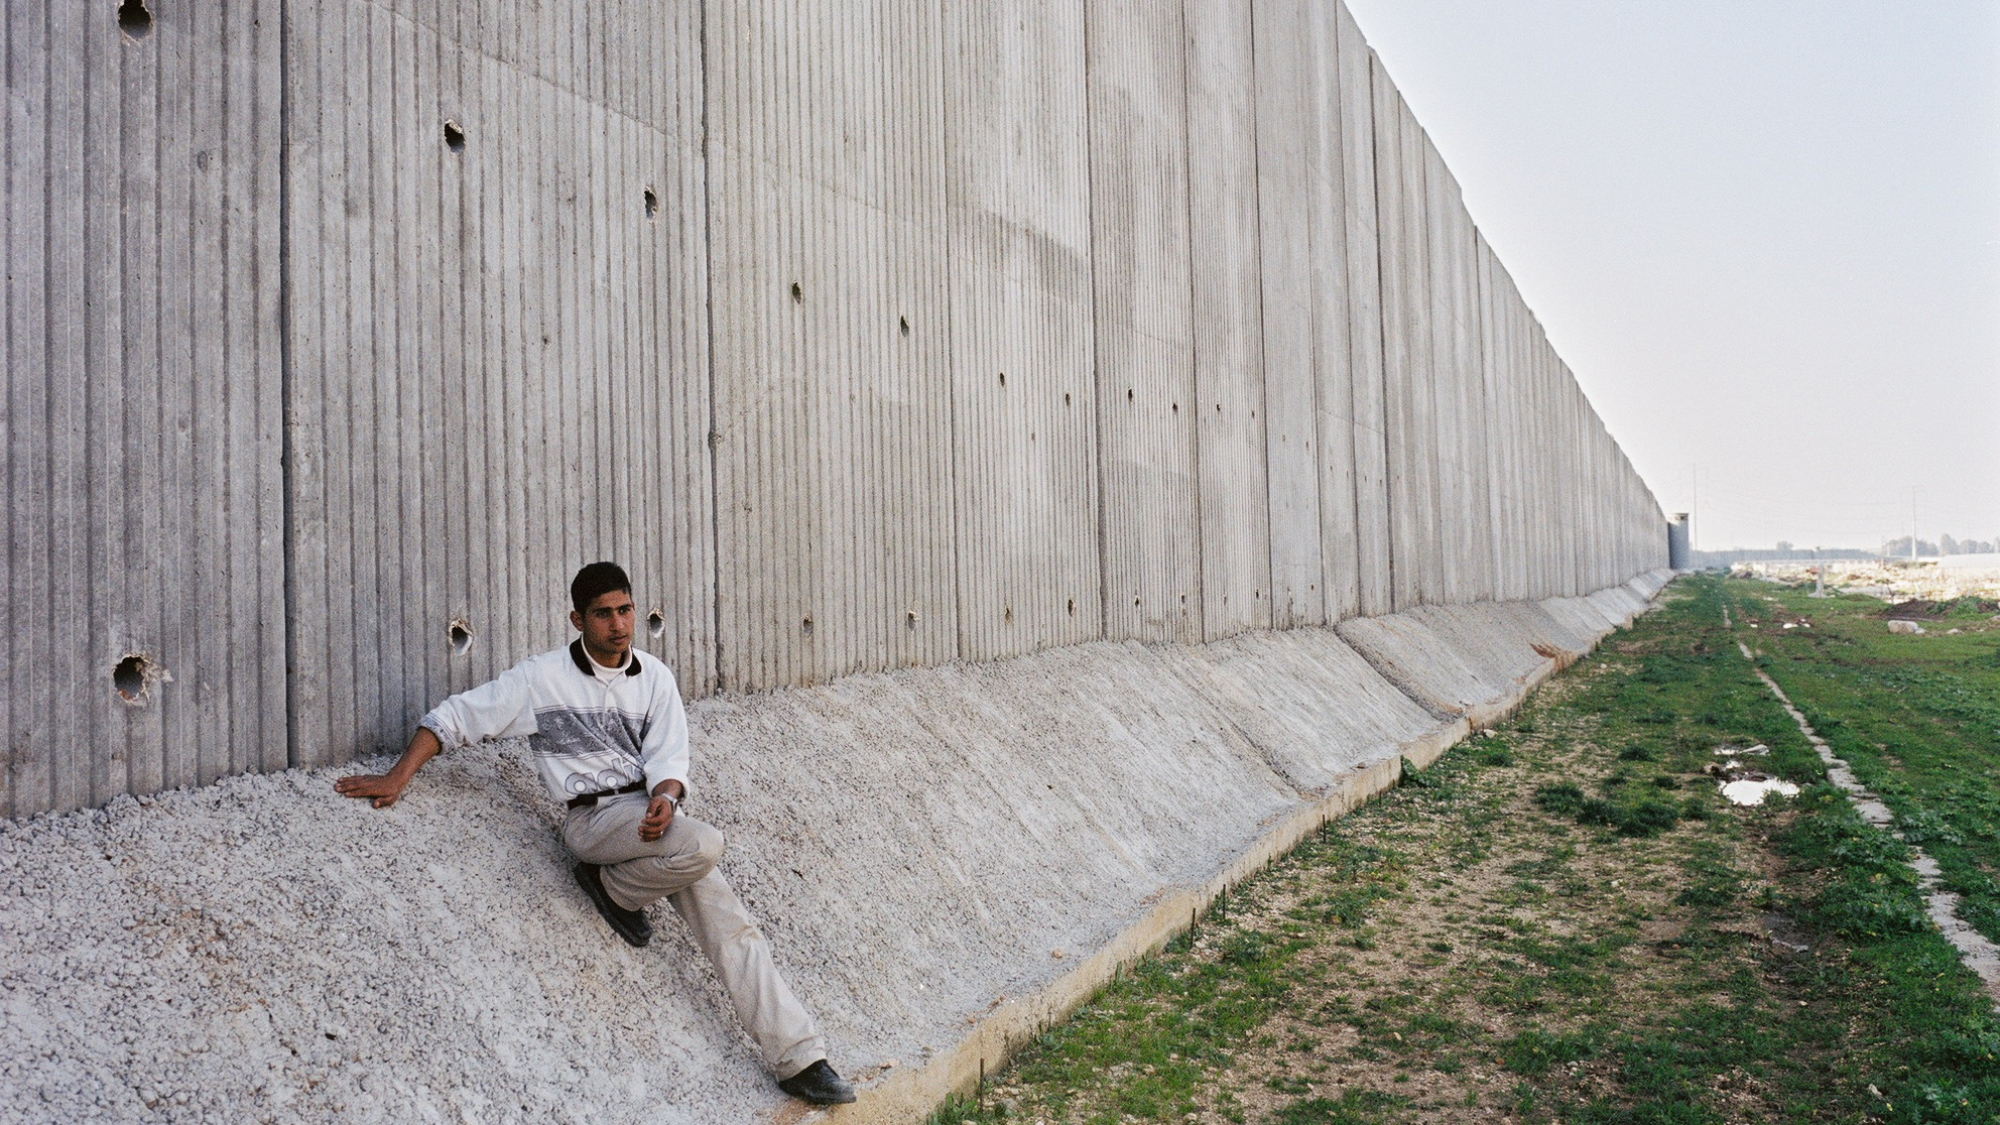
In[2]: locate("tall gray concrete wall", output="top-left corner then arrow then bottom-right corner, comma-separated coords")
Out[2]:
2,0 -> 1664,818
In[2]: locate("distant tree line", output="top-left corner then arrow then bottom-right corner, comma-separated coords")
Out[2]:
1879,535 -> 1998,557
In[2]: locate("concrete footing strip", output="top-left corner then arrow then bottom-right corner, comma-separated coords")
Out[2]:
1736,641 -> 2000,1011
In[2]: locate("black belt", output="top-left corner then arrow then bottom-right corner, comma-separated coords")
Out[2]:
567,780 -> 647,809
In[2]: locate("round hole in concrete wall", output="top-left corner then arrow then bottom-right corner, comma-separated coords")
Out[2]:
118,0 -> 153,39
801,615 -> 814,635
113,654 -> 151,702
643,188 -> 659,219
790,281 -> 803,304
647,609 -> 666,638
1063,392 -> 1071,406
1004,607 -> 1014,623
448,618 -> 474,656
905,609 -> 918,629
899,315 -> 909,337
1066,597 -> 1076,617
1126,388 -> 1133,401
998,372 -> 1006,387
443,120 -> 466,152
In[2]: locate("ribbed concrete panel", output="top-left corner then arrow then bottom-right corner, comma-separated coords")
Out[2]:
1422,143 -> 1467,606
1184,0 -> 1271,640
1087,0 -> 1203,644
707,0 -> 959,689
2,1 -> 286,818
940,2 -> 1100,662
1336,5 -> 1392,620
1305,0 -> 1362,630
285,0 -> 714,762
1372,77 -> 1442,610
1252,0 -> 1325,630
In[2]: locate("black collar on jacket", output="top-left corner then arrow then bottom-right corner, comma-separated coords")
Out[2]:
569,639 -> 642,677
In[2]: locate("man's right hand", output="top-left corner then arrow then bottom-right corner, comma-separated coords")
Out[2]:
335,773 -> 408,808
335,727 -> 441,808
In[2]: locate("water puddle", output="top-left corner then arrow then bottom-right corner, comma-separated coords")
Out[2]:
1719,776 -> 1801,806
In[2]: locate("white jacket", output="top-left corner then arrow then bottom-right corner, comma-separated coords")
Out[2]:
419,641 -> 690,803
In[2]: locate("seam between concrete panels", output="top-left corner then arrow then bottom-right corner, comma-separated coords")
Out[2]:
1082,2 -> 1109,644
698,0 -> 724,696
932,0 -> 965,665
278,0 -> 299,769
1366,57 -> 1396,615
1175,0 -> 1205,644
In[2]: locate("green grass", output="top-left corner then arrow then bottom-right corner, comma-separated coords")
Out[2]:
931,577 -> 2000,1125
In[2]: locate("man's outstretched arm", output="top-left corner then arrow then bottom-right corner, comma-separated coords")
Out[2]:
335,727 -> 442,809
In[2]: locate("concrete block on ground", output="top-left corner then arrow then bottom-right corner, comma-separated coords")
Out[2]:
1539,596 -> 1621,647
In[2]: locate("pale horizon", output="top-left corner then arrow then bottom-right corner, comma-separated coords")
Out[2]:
1343,0 -> 2000,553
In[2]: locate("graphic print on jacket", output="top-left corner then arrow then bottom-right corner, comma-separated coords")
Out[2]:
417,642 -> 692,804
533,706 -> 650,796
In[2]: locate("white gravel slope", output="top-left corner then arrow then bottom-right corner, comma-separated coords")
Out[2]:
0,614 -> 1600,1124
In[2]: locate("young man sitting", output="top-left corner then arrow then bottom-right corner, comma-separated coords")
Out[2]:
335,562 -> 855,1105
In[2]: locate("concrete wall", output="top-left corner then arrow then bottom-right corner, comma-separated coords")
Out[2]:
2,0 -> 1665,818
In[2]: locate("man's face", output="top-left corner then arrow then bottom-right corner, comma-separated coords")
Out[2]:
571,588 -> 636,667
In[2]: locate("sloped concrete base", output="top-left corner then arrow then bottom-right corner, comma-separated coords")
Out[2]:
0,580 -> 1666,1125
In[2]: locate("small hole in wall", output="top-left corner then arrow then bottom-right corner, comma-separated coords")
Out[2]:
998,372 -> 1006,387
899,315 -> 910,337
1126,388 -> 1133,401
906,609 -> 919,630
113,655 -> 151,702
647,609 -> 666,638
1066,597 -> 1076,617
643,188 -> 659,219
1004,607 -> 1014,624
443,120 -> 466,152
801,615 -> 814,635
447,618 -> 474,656
1172,403 -> 1179,413
118,0 -> 153,39
790,281 -> 803,303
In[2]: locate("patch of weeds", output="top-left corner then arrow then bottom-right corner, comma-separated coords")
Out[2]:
1271,1088 -> 1406,1125
1268,1074 -> 1313,1095
1614,798 -> 1681,838
1617,744 -> 1657,762
1502,1027 -> 1601,1075
1534,783 -> 1585,816
1674,856 -> 1744,911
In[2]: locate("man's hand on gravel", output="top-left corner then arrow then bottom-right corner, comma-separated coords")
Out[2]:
335,773 -> 407,809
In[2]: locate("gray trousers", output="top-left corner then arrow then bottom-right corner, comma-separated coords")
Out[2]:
561,793 -> 826,1078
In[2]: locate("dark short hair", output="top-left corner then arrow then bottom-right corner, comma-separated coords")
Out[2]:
570,562 -> 632,614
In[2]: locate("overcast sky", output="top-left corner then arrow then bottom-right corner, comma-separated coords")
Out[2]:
1341,0 -> 2000,552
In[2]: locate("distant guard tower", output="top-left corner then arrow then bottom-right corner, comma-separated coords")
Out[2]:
1668,514 -> 1691,570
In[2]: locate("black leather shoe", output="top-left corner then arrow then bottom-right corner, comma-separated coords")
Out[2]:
572,862 -> 651,947
777,1059 -> 856,1105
